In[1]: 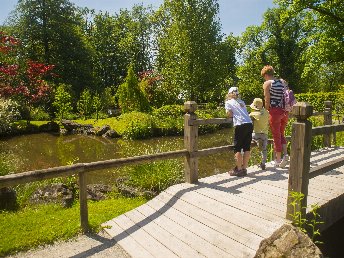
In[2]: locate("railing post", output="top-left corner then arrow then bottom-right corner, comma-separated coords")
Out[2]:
79,171 -> 89,232
286,102 -> 313,220
323,101 -> 333,147
184,101 -> 198,184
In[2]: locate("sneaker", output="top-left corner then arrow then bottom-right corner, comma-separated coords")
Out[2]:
260,163 -> 266,170
272,160 -> 281,168
229,167 -> 245,177
241,168 -> 248,176
279,155 -> 289,168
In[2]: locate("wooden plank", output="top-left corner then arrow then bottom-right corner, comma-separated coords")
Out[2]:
145,198 -> 252,258
79,172 -> 88,233
287,103 -> 313,220
124,208 -> 204,258
323,101 -> 333,147
312,124 -> 344,136
136,202 -> 231,258
155,191 -> 262,251
189,118 -> 232,126
161,187 -> 280,238
114,213 -> 179,258
309,156 -> 344,178
0,149 -> 188,188
102,220 -> 154,258
184,101 -> 199,183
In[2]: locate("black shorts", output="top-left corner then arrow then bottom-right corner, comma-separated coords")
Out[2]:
234,123 -> 253,153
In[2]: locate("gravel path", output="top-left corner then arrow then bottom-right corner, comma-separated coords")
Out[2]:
8,231 -> 130,258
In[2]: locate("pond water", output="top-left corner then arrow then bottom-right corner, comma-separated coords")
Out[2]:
0,129 -> 239,184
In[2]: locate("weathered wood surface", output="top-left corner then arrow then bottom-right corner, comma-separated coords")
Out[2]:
188,118 -> 233,126
0,149 -> 188,188
103,147 -> 344,258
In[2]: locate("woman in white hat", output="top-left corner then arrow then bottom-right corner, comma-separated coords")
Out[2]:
249,98 -> 269,170
225,87 -> 253,176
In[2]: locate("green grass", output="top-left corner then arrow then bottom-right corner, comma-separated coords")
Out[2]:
0,197 -> 146,256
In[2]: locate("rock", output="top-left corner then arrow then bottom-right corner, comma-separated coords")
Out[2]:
39,121 -> 60,132
60,128 -> 68,135
30,183 -> 74,208
115,178 -> 156,199
61,120 -> 81,132
103,130 -> 119,138
95,125 -> 111,136
0,187 -> 17,210
254,224 -> 323,258
86,184 -> 112,201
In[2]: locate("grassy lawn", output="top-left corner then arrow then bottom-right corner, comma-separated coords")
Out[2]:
0,197 -> 146,256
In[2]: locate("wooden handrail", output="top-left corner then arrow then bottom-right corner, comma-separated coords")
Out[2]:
312,124 -> 344,136
188,118 -> 232,126
309,157 -> 344,179
0,149 -> 188,188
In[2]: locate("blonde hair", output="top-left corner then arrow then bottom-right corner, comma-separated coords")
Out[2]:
261,65 -> 274,76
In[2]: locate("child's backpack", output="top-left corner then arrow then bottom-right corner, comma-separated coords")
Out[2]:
282,86 -> 297,112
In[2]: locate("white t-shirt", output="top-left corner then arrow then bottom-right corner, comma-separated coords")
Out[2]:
225,99 -> 252,127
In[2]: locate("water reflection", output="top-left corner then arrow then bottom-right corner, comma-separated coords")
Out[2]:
0,129 -> 236,184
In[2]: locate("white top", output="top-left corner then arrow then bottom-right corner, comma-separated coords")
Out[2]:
225,99 -> 252,127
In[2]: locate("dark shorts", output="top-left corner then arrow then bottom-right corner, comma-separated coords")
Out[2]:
234,123 -> 253,153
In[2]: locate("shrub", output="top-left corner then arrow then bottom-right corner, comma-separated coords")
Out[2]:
125,160 -> 184,193
53,84 -> 73,120
77,89 -> 93,119
152,105 -> 184,135
0,98 -> 20,134
30,107 -> 50,121
115,111 -> 154,139
295,92 -> 344,112
116,65 -> 151,113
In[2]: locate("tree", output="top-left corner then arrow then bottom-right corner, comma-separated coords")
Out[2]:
92,92 -> 102,120
155,0 -> 231,103
116,64 -> 150,113
88,5 -> 154,92
53,83 -> 72,120
9,0 -> 95,95
77,89 -> 93,119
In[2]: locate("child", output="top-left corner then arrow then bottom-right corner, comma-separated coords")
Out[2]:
249,98 -> 269,170
225,87 -> 253,176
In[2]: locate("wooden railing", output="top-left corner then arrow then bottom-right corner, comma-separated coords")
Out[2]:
286,102 -> 344,220
0,100 -> 343,231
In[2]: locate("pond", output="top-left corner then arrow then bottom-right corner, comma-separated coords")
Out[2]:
0,128 -> 242,184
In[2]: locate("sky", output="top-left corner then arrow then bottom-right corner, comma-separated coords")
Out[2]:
0,0 -> 274,36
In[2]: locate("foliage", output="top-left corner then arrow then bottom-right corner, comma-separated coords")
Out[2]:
116,65 -> 151,113
155,0 -> 236,103
0,98 -> 20,134
77,89 -> 93,119
9,0 -> 95,95
152,105 -> 184,135
295,92 -> 344,112
101,87 -> 115,111
288,191 -> 324,244
29,107 -> 50,121
115,111 -> 154,140
0,197 -> 146,257
53,84 -> 73,120
92,92 -> 102,120
88,5 -> 154,91
125,160 -> 184,193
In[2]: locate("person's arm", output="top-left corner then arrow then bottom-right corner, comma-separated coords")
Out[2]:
227,110 -> 233,118
225,101 -> 233,118
263,81 -> 271,111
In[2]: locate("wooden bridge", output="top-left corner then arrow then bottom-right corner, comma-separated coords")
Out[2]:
1,101 -> 344,257
102,147 -> 344,258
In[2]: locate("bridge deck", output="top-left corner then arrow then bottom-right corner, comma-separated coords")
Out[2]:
103,147 -> 344,258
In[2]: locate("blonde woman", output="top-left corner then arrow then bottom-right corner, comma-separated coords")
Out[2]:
225,87 -> 253,176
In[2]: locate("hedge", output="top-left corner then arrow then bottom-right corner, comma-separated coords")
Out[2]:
295,92 -> 344,112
